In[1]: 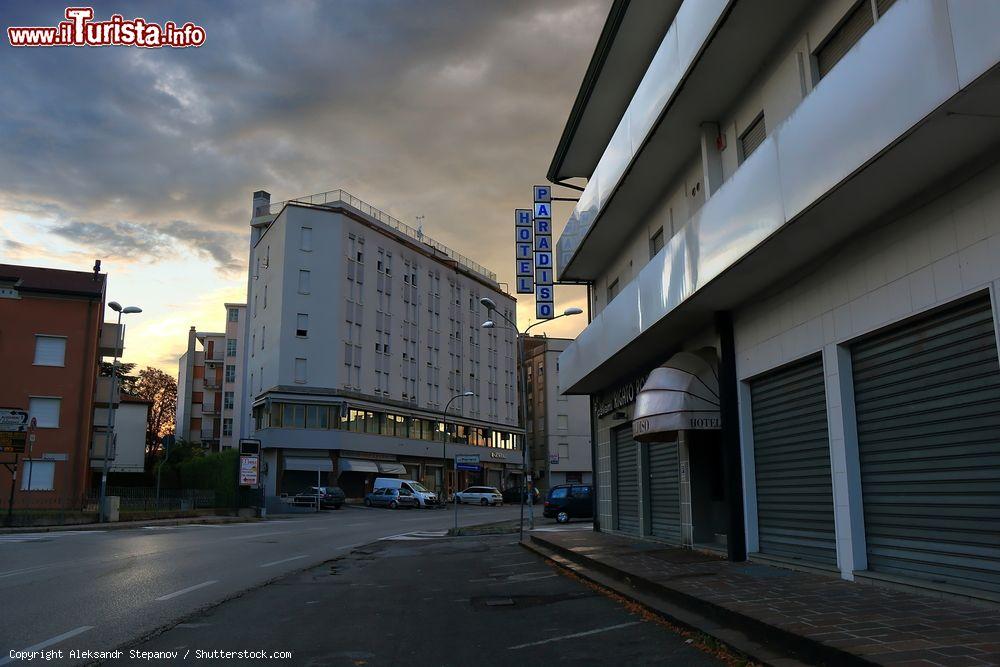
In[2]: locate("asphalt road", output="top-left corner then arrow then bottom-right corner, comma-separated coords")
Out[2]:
0,504 -> 526,664
122,532 -> 722,666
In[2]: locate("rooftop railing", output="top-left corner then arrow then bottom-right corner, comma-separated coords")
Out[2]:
267,189 -> 497,283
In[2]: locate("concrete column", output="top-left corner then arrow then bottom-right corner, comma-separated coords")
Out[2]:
700,122 -> 725,198
261,448 -> 278,498
737,380 -> 760,554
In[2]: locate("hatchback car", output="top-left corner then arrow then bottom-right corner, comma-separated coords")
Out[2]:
292,486 -> 345,509
543,484 -> 594,523
364,487 -> 417,509
454,486 -> 503,506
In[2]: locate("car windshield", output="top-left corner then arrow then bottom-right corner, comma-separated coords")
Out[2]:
550,487 -> 569,499
409,483 -> 429,493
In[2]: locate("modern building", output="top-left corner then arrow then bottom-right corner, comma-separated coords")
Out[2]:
550,0 -> 1000,600
176,303 -> 246,451
0,262 -> 115,509
241,190 -> 523,499
523,336 -> 592,492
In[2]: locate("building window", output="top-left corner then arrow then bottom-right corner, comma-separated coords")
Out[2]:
607,278 -> 620,303
224,391 -> 234,410
228,307 -> 239,322
263,284 -> 268,308
20,460 -> 55,491
650,227 -> 664,259
296,313 -> 309,338
226,339 -> 237,357
298,270 -> 311,294
33,335 -> 67,367
225,365 -> 236,383
816,0 -> 883,79
294,357 -> 307,383
222,418 -> 233,437
557,415 -> 569,431
28,397 -> 60,428
739,112 -> 766,162
300,226 -> 312,252
261,325 -> 265,349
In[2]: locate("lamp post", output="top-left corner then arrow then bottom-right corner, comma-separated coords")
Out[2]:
442,391 -> 474,527
480,297 -> 582,542
99,301 -> 142,523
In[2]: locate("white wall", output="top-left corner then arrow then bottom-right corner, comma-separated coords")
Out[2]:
111,402 -> 148,473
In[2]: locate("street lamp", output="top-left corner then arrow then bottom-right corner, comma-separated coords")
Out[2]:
481,297 -> 582,541
99,301 -> 142,523
442,391 -> 474,531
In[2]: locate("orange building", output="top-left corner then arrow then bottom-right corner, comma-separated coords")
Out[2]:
0,263 -> 113,511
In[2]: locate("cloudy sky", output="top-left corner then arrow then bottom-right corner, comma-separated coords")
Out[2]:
0,1 -> 605,374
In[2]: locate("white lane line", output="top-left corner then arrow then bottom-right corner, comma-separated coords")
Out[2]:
224,531 -> 294,541
0,626 -> 95,665
345,522 -> 368,527
507,622 -> 640,650
155,580 -> 218,601
259,555 -> 309,568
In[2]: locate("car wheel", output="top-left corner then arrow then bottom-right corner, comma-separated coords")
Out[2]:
364,498 -> 372,507
389,501 -> 398,509
556,511 -> 570,524
480,498 -> 488,506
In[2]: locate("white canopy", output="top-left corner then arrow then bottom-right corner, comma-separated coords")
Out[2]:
338,458 -> 379,473
376,462 -> 407,475
284,456 -> 334,472
632,350 -> 721,441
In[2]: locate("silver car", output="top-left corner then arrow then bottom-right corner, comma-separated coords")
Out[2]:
454,486 -> 503,506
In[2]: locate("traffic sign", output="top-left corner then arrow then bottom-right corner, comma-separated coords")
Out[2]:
0,409 -> 28,433
455,454 -> 480,472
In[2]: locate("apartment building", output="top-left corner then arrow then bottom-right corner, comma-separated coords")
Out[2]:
0,262 -> 112,509
523,336 -> 592,493
550,0 -> 1000,599
176,303 -> 246,451
241,190 -> 522,499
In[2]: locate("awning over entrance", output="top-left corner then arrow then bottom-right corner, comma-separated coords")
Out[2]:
632,350 -> 720,441
376,462 -> 407,475
338,458 -> 379,473
284,456 -> 334,472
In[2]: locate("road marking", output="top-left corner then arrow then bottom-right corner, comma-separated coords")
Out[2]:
0,626 -> 95,665
259,555 -> 309,568
345,522 -> 368,527
507,622 -> 640,650
224,531 -> 293,540
155,580 -> 218,601
0,531 -> 106,542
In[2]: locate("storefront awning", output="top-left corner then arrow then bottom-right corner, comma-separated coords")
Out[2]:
376,462 -> 407,475
632,350 -> 720,441
339,458 -> 379,473
284,456 -> 334,472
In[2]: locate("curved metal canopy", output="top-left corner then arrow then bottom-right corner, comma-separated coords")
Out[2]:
632,350 -> 720,441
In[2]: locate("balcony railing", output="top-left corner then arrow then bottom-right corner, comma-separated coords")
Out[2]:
267,189 -> 498,283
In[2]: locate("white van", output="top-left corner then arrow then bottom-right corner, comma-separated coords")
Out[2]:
372,478 -> 438,508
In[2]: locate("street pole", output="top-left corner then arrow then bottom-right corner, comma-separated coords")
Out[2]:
98,313 -> 123,523
155,438 -> 170,513
5,454 -> 18,527
442,392 -> 471,525
25,419 -> 36,496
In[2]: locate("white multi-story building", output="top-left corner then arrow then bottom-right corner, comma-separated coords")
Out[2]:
551,0 -> 1000,600
240,190 -> 522,499
176,303 -> 246,451
523,336 -> 592,492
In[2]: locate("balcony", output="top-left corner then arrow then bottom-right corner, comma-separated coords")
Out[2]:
558,0 -> 1000,393
98,322 -> 124,357
201,403 -> 219,416
93,375 -> 120,406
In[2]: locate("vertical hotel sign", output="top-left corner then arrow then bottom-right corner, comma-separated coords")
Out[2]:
515,208 -> 533,294
533,185 -> 554,318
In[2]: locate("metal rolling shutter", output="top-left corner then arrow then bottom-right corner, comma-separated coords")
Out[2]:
852,294 -> 1000,593
751,355 -> 837,565
648,440 -> 680,543
614,426 -> 640,534
816,0 -> 875,78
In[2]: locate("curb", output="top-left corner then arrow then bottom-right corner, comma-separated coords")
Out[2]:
0,515 -> 257,534
524,534 -> 875,667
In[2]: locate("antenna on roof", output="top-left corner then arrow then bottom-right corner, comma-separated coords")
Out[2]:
93,259 -> 101,281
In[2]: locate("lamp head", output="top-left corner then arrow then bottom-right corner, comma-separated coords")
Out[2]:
462,391 -> 474,397
479,297 -> 497,311
562,306 -> 584,316
123,306 -> 143,314
481,320 -> 496,329
108,301 -> 122,312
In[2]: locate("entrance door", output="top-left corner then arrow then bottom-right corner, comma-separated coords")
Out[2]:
852,293 -> 1000,593
750,355 -> 837,566
614,425 -> 640,534
647,440 -> 681,543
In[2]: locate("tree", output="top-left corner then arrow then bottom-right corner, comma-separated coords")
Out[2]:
133,367 -> 177,457
99,361 -> 138,396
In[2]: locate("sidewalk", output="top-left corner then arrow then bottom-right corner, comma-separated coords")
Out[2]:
525,529 -> 1000,667
0,514 -> 256,534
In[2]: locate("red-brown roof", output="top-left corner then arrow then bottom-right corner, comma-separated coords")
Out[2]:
0,263 -> 106,298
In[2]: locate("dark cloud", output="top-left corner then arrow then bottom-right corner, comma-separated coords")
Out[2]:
0,1 -> 606,303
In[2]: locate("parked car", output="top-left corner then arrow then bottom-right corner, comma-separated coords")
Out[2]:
364,487 -> 417,509
501,486 -> 540,504
454,486 -> 503,506
373,477 -> 439,508
543,484 -> 594,523
292,486 -> 345,509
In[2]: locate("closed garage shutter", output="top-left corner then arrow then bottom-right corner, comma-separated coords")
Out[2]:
751,355 -> 837,566
852,293 -> 1000,593
648,440 -> 680,543
614,426 -> 640,534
